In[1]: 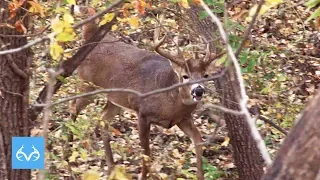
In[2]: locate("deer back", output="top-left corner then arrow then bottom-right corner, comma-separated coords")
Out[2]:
78,34 -> 196,126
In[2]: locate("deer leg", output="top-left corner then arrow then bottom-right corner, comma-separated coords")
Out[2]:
69,84 -> 97,141
65,86 -> 96,161
137,113 -> 151,180
101,101 -> 121,174
177,119 -> 204,180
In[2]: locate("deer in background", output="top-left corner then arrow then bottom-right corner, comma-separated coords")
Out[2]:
71,5 -> 217,180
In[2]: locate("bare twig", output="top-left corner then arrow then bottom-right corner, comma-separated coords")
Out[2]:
0,38 -> 29,78
0,0 -> 124,56
258,115 -> 288,135
37,69 -> 63,180
203,103 -> 244,115
0,36 -> 50,56
200,1 -> 272,165
34,68 -> 229,107
72,0 -> 123,29
235,0 -> 265,57
0,25 -> 50,38
0,87 -> 24,97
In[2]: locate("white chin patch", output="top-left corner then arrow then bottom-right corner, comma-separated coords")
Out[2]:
193,96 -> 202,102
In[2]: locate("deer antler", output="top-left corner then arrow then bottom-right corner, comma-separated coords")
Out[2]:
153,15 -> 185,67
202,43 -> 225,66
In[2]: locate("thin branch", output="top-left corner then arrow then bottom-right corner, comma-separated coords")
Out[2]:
37,69 -> 63,180
0,38 -> 28,78
203,103 -> 244,116
200,1 -> 272,166
0,87 -> 24,97
235,0 -> 265,57
72,0 -> 123,29
0,0 -> 124,56
258,115 -> 288,135
34,68 -> 228,107
0,36 -> 49,55
0,25 -> 50,38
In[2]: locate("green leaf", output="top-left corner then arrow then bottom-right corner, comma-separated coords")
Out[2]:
247,58 -> 256,72
216,55 -> 227,66
204,0 -> 214,5
306,7 -> 320,21
66,0 -> 76,5
56,75 -> 68,84
199,11 -> 208,20
305,0 -> 320,9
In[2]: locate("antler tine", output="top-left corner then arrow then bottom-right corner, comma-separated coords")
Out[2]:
202,43 -> 211,63
153,15 -> 184,67
202,43 -> 223,66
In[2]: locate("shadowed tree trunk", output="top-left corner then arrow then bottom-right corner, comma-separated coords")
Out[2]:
262,90 -> 320,180
0,1 -> 32,180
186,3 -> 264,179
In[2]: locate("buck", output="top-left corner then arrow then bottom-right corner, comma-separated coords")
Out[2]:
71,6 -> 217,180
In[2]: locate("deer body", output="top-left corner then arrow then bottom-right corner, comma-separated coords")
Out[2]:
71,6 -> 219,180
78,35 -> 197,128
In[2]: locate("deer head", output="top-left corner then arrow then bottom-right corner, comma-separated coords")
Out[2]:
153,16 -> 217,105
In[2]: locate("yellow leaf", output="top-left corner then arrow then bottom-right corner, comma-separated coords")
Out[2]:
56,27 -> 75,42
99,13 -> 115,26
180,0 -> 190,9
116,17 -> 127,22
111,24 -> 118,31
82,170 -> 100,180
49,43 -> 64,60
80,149 -> 88,161
247,0 -> 283,21
266,0 -> 283,5
28,0 -> 45,17
108,166 -> 130,180
128,16 -> 139,29
66,0 -> 76,5
221,137 -> 230,147
63,13 -> 74,24
51,17 -> 64,33
69,151 -> 79,162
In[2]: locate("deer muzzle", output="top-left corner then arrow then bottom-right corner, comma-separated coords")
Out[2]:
191,84 -> 205,101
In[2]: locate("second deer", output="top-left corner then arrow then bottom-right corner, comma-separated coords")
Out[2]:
71,6 -> 217,180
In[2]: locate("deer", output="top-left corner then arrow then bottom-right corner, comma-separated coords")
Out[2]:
71,5 -> 217,180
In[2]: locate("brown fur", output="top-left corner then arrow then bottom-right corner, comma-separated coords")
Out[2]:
71,6 -> 218,180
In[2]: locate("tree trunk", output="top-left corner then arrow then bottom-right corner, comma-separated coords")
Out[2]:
186,3 -> 264,179
0,1 -> 32,180
262,90 -> 320,180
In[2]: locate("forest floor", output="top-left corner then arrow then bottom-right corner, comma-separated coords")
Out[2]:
29,0 -> 319,179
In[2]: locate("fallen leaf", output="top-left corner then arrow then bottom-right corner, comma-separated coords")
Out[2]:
15,20 -> 27,34
82,170 -> 100,180
127,16 -> 139,29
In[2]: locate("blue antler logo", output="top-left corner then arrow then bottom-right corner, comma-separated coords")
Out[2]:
12,137 -> 44,169
16,144 -> 41,161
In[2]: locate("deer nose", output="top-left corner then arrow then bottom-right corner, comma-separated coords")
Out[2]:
192,85 -> 205,96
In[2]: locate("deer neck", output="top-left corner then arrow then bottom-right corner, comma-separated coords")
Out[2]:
178,87 -> 198,106
83,22 -> 99,42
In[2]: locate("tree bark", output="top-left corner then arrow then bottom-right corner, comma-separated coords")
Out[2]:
0,1 -> 32,180
262,90 -> 320,180
186,3 -> 264,179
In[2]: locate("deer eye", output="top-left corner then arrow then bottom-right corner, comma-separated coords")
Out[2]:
203,74 -> 209,78
182,75 -> 189,79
